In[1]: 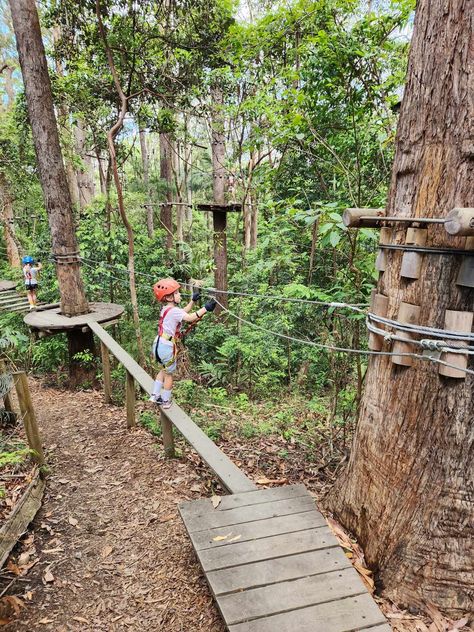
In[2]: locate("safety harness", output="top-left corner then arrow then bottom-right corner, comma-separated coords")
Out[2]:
154,304 -> 203,368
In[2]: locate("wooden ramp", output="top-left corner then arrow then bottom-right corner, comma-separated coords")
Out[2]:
0,287 -> 30,314
179,484 -> 390,632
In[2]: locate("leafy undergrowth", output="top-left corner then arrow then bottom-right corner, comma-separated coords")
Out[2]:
172,379 -> 352,493
0,425 -> 35,525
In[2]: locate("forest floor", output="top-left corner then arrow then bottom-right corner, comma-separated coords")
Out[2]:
0,380 -> 471,632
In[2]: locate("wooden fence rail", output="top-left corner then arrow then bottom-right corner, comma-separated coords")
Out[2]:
0,361 -> 45,468
88,321 -> 256,494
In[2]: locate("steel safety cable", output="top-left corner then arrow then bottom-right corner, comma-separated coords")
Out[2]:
78,254 -> 369,310
368,312 -> 474,342
366,319 -> 474,354
214,298 -> 474,376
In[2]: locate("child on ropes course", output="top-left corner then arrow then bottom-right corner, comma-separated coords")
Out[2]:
22,256 -> 42,310
150,278 -> 217,409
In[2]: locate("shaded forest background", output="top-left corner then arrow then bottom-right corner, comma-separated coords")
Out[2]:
0,0 -> 414,460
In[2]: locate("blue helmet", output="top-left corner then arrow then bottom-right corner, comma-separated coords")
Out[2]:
22,255 -> 34,265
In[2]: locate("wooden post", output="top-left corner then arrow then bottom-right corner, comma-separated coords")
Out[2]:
100,341 -> 112,404
438,310 -> 473,378
375,227 -> 392,272
400,228 -> 427,279
445,208 -> 474,236
160,411 -> 175,458
125,370 -> 136,428
13,372 -> 45,467
213,210 -> 227,311
0,359 -> 14,413
391,302 -> 421,366
456,236 -> 474,288
197,203 -> 241,313
368,292 -> 389,351
342,208 -> 385,228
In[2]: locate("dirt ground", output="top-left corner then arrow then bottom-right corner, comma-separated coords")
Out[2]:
0,381 -> 471,631
2,383 -> 226,631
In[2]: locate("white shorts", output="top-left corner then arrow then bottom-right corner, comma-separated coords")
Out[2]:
151,336 -> 177,374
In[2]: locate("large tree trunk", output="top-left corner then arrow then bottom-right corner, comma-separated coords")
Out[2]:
326,0 -> 473,617
9,0 -> 89,317
159,131 -> 174,250
0,173 -> 21,268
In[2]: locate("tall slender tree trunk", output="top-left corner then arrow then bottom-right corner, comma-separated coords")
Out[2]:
74,118 -> 95,209
96,0 -> 145,367
211,86 -> 228,311
51,27 -> 80,210
159,131 -> 174,250
326,0 -> 474,617
0,173 -> 20,267
9,0 -> 89,317
3,66 -> 15,106
139,127 -> 154,237
96,145 -> 107,196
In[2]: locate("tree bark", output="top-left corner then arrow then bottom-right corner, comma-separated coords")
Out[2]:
159,131 -> 174,250
139,127 -> 154,237
0,173 -> 21,268
325,0 -> 474,617
9,0 -> 89,317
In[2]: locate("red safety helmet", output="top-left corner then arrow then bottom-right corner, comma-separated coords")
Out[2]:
153,278 -> 180,302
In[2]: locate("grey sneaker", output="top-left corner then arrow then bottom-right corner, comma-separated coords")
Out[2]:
149,394 -> 163,404
161,398 -> 172,410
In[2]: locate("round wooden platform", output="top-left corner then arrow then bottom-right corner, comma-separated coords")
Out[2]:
24,302 -> 124,331
0,280 -> 17,292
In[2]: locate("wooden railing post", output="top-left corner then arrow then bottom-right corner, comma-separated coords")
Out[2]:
125,370 -> 136,428
160,411 -> 175,458
0,359 -> 14,414
100,341 -> 112,404
13,372 -> 46,467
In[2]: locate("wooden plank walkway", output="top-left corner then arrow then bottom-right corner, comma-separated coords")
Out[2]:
179,484 -> 390,632
0,288 -> 30,313
88,321 -> 257,494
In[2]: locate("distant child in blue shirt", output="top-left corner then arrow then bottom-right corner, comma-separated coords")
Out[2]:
22,256 -> 42,310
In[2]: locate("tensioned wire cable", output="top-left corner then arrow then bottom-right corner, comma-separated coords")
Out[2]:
366,319 -> 474,354
78,254 -> 370,309
213,297 -> 474,376
5,251 -> 474,373
367,312 -> 474,342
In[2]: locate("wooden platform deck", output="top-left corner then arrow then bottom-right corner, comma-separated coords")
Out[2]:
0,287 -> 30,313
179,484 -> 390,632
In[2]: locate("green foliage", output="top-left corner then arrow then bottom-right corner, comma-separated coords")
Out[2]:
0,431 -> 30,470
31,334 -> 68,373
139,411 -> 162,437
0,0 -> 414,430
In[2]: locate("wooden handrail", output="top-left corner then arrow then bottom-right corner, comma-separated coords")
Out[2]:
88,321 -> 257,495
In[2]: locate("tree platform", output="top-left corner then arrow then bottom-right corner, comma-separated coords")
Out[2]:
0,280 -> 17,292
24,301 -> 124,333
179,484 -> 390,632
